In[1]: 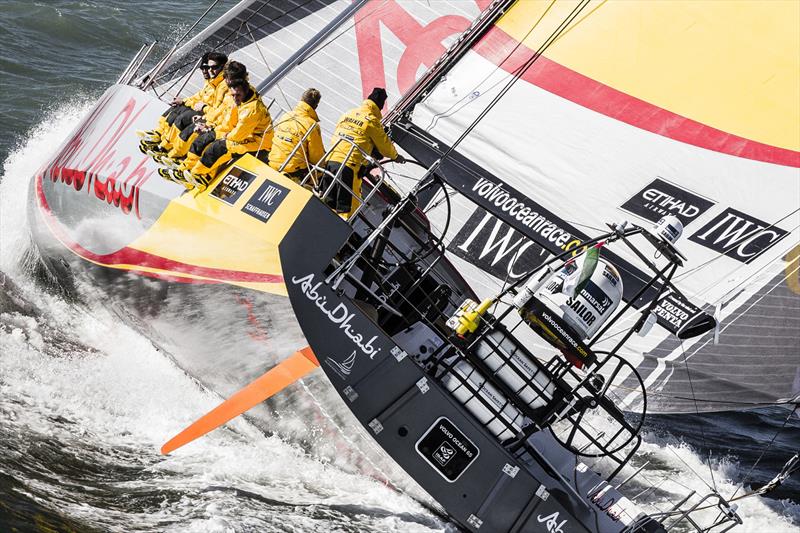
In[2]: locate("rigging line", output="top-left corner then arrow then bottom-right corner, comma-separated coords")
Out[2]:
157,0 -> 318,83
148,0 -> 224,87
420,0 -> 558,132
665,260 -> 800,391
663,440 -> 717,495
423,0 -> 609,134
244,20 -> 293,112
690,222 -> 800,304
660,262 -> 800,396
299,0 -> 394,64
716,261 -> 800,338
260,1 -> 406,102
674,207 -> 800,283
603,381 -> 798,407
727,403 -> 799,501
680,341 -> 718,493
156,0 -> 273,82
438,0 -> 592,162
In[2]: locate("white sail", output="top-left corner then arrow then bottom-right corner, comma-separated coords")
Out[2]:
396,0 -> 800,411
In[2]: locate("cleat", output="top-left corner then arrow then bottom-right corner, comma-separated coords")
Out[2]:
146,148 -> 167,161
181,170 -> 209,191
139,140 -> 160,154
175,171 -> 196,190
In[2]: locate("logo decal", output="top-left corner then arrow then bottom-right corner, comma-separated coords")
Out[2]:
689,207 -> 788,263
433,442 -> 456,466
449,210 -> 549,280
211,167 -> 256,205
291,273 -> 382,359
536,512 -> 567,533
469,177 -> 581,251
242,178 -> 290,223
620,177 -> 715,226
44,93 -> 155,218
326,350 -> 357,380
354,0 -> 489,98
416,417 -> 479,482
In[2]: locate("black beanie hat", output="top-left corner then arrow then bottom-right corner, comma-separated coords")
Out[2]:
367,87 -> 388,107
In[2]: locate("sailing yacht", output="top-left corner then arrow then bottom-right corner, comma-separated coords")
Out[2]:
27,1 -> 799,531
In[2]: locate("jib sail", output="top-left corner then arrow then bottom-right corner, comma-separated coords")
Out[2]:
391,0 -> 800,412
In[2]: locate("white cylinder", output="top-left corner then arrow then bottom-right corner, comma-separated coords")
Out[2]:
535,259 -> 624,339
474,331 -> 556,410
441,359 -> 524,441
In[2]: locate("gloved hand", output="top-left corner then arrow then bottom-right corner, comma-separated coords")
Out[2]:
394,154 -> 406,164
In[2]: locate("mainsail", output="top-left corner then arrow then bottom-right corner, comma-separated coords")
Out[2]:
388,0 -> 800,412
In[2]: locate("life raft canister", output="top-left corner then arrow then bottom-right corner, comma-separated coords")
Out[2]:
536,258 -> 624,340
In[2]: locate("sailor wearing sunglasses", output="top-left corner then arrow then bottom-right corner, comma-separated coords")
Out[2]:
137,51 -> 227,152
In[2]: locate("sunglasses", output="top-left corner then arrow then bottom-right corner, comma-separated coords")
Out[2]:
200,63 -> 222,71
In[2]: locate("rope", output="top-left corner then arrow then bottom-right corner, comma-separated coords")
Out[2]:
418,0 -> 558,132
439,0 -> 592,162
729,404 -> 799,501
674,208 -> 800,284
679,341 -> 718,493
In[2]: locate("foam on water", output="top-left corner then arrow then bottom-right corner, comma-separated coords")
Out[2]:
0,103 -> 797,531
0,103 -> 445,532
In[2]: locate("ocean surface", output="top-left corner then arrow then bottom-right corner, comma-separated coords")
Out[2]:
0,1 -> 798,532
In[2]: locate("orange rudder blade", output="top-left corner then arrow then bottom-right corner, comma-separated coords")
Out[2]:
161,346 -> 318,454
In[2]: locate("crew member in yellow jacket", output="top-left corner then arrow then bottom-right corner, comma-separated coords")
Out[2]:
161,61 -> 248,164
183,78 -> 273,187
321,87 -> 404,214
268,88 -> 325,182
154,52 -> 230,153
137,52 -> 227,149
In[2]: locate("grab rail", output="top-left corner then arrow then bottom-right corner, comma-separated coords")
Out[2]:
117,43 -> 147,84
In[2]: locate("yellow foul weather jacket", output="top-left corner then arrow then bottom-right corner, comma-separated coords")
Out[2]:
212,85 -> 254,138
201,78 -> 231,124
327,99 -> 398,172
268,101 -> 325,175
157,71 -> 225,137
225,91 -> 273,154
183,71 -> 226,110
166,87 -> 244,159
